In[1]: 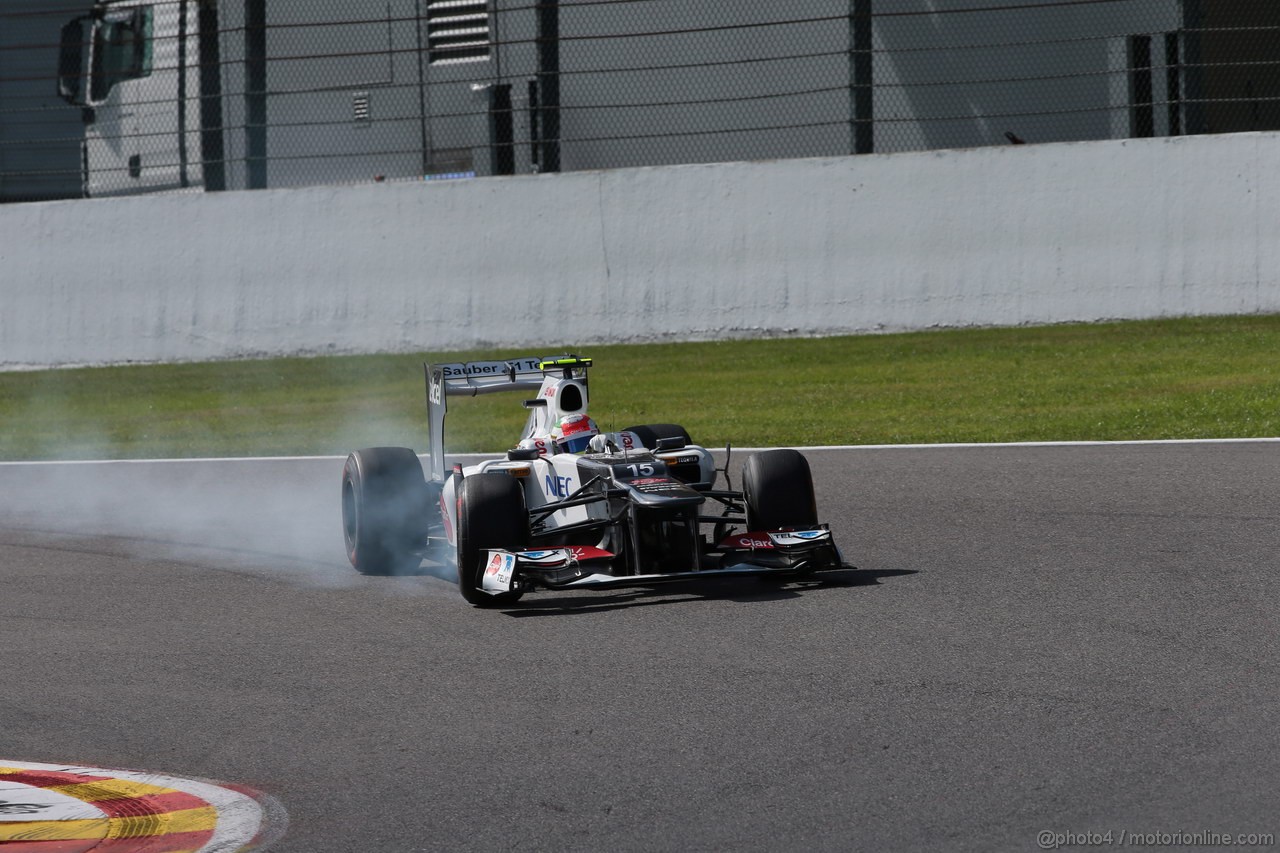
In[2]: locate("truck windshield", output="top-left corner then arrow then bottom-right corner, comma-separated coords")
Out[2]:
57,18 -> 91,104
90,7 -> 154,102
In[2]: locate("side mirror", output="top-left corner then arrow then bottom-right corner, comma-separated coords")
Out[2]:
655,436 -> 687,451
57,18 -> 93,105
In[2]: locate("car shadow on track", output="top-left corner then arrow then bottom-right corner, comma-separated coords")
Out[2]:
500,567 -> 918,617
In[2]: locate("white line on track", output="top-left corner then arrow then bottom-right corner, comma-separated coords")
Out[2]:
1,437 -> 1278,466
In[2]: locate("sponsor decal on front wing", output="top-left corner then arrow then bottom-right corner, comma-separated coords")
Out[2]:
517,549 -> 570,567
512,546 -> 616,569
567,546 -> 613,562
720,529 -> 831,550
768,529 -> 831,547
719,533 -> 776,551
482,551 -> 518,592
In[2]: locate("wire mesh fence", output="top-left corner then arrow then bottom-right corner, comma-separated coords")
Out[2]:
2,0 -> 1278,202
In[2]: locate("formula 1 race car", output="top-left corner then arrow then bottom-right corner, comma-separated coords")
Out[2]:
341,355 -> 850,606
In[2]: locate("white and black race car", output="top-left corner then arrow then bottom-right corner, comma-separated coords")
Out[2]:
341,355 -> 850,606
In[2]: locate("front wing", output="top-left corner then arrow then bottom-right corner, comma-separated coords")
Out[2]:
480,528 -> 848,595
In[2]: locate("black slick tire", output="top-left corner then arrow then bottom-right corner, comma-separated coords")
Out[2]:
456,473 -> 528,607
341,447 -> 431,576
622,423 -> 693,450
742,449 -> 818,531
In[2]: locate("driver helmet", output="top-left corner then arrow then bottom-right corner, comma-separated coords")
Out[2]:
551,414 -> 599,454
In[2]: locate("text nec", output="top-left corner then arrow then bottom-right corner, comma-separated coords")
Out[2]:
545,474 -> 574,498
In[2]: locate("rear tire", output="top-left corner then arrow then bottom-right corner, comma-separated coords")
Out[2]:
742,449 -> 818,531
623,423 -> 693,449
342,448 -> 431,576
456,473 -> 528,607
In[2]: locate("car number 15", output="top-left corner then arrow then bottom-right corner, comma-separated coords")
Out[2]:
615,462 -> 656,478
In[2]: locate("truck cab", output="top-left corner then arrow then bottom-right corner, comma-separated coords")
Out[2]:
58,1 -> 201,196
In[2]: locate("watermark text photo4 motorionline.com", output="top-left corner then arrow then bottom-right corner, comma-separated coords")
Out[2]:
1038,829 -> 1275,849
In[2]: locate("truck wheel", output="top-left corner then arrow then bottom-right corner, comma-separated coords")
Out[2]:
622,423 -> 693,449
456,473 -> 528,607
742,449 -> 818,531
341,447 -> 431,576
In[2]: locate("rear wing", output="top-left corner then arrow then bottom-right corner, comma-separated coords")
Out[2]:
424,355 -> 591,480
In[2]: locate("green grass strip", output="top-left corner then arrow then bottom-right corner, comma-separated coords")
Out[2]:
2,314 -> 1279,460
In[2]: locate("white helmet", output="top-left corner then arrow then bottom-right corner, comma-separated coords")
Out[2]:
551,414 -> 600,454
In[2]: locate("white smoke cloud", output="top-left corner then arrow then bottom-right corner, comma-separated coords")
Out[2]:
0,456 -> 461,591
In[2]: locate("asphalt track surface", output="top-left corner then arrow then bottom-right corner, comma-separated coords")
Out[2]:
2,444 -> 1278,852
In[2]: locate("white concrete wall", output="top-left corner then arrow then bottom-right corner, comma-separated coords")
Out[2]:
2,131 -> 1279,368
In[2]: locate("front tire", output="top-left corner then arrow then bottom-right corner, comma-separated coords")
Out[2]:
742,449 -> 818,531
341,447 -> 431,576
456,473 -> 528,607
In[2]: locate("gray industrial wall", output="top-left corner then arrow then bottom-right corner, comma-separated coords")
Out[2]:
2,131 -> 1278,369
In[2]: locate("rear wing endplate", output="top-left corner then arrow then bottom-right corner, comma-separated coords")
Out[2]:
424,355 -> 588,480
